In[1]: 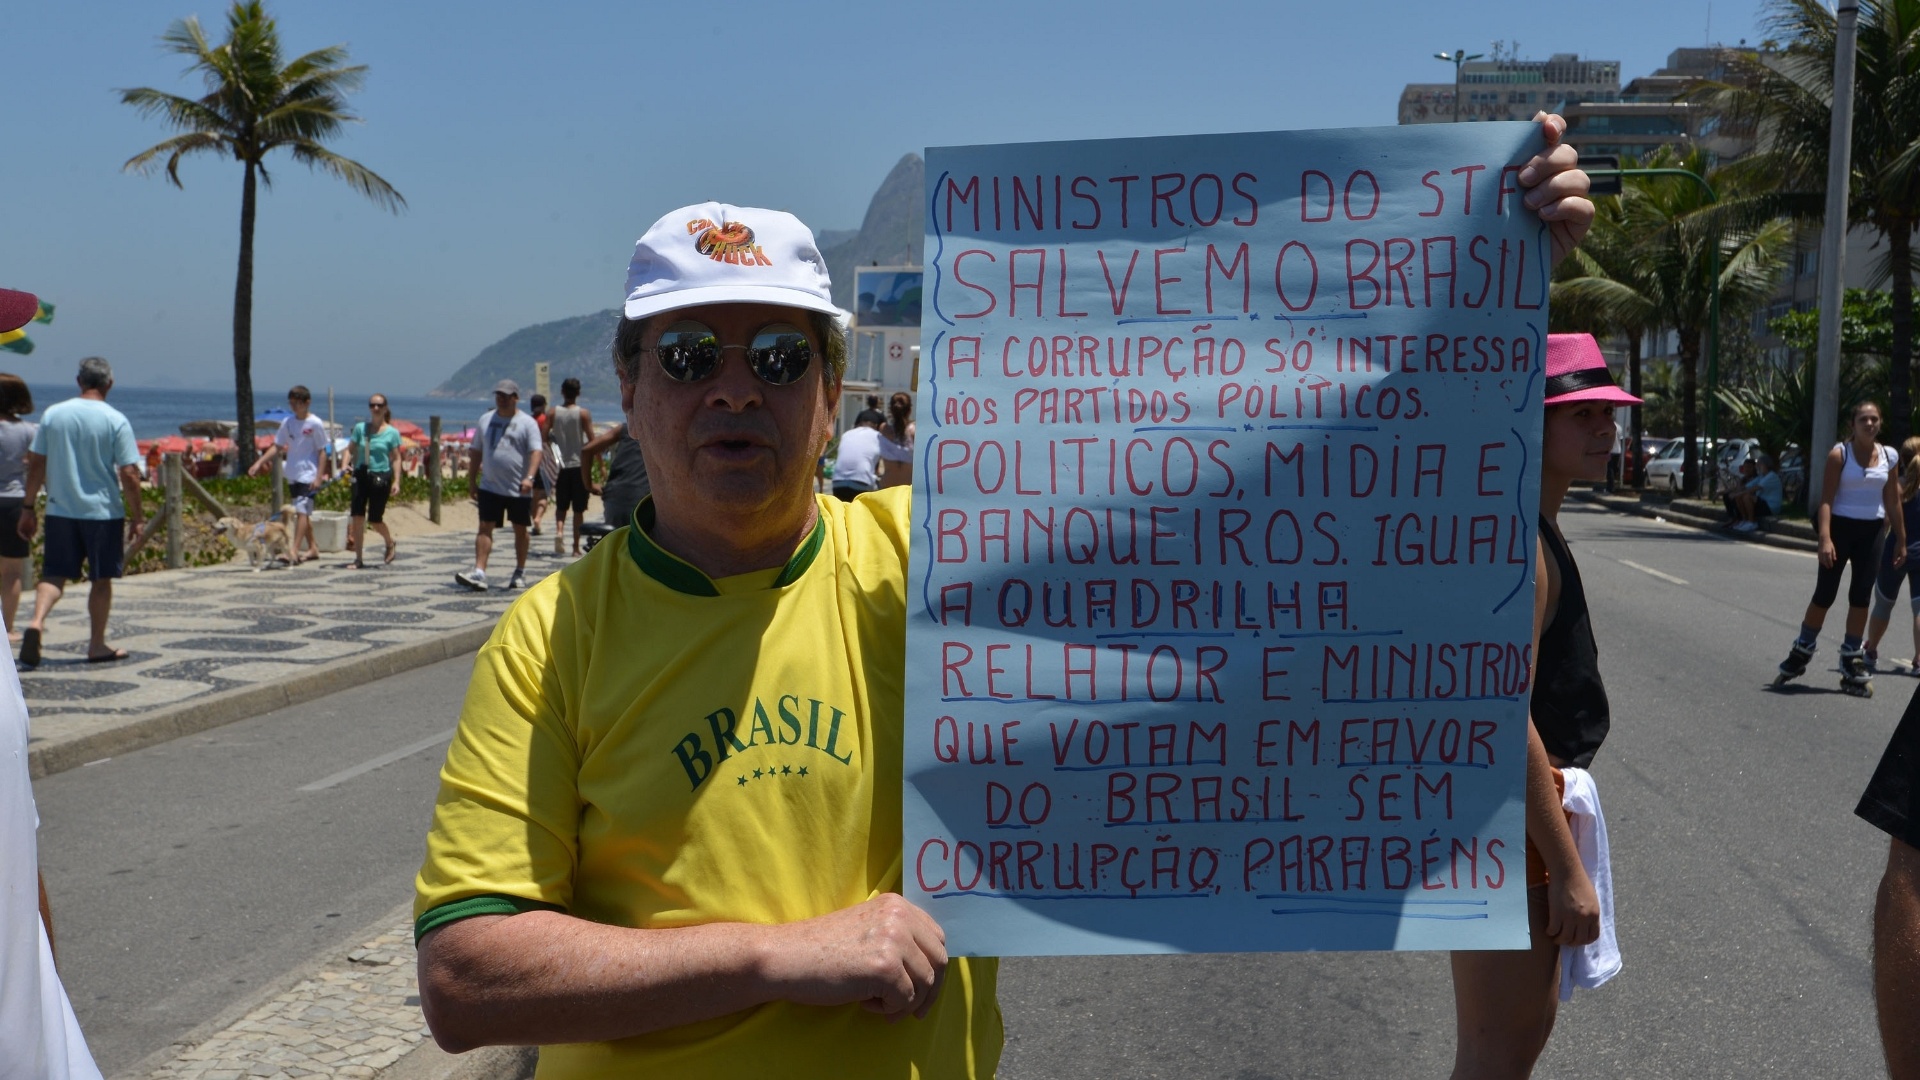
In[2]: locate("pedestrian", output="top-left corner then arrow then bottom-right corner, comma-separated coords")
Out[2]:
1723,452 -> 1783,534
528,393 -> 552,538
412,123 -> 1594,1070
454,379 -> 541,592
2,577 -> 103,1076
830,408 -> 884,501
16,357 -> 143,667
580,419 -> 648,531
1450,333 -> 1622,1079
545,377 -> 594,555
247,385 -> 330,564
0,373 -> 37,644
345,393 -> 403,569
1865,437 -> 1920,672
1776,401 -> 1905,696
877,390 -> 913,489
1858,687 -> 1920,1079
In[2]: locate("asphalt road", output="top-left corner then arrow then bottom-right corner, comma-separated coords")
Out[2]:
995,502 -> 1901,1079
33,654 -> 473,1075
30,502 -> 1907,1077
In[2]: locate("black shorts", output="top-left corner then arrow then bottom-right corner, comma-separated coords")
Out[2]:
477,488 -> 531,528
554,467 -> 589,516
288,480 -> 316,516
0,504 -> 28,559
1859,685 -> 1920,849
42,514 -> 125,581
351,468 -> 394,524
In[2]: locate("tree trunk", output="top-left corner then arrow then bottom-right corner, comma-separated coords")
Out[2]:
1890,223 -> 1915,446
233,160 -> 258,471
1628,331 -> 1645,485
1680,328 -> 1701,495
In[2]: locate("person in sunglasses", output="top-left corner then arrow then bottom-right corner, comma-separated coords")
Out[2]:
455,380 -> 543,592
414,201 -> 1000,1075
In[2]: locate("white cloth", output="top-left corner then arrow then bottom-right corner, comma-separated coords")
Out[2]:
1831,441 -> 1895,522
833,426 -> 882,488
1558,766 -> 1621,1001
273,414 -> 330,485
1,646 -> 102,1078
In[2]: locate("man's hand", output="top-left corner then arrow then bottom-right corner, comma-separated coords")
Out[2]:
761,894 -> 948,1021
1544,859 -> 1602,947
520,476 -> 534,496
16,507 -> 35,542
1521,112 -> 1594,266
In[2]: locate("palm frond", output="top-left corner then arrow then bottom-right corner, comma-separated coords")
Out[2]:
123,131 -> 230,186
285,143 -> 405,212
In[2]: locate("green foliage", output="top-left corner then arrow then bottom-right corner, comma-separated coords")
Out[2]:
1715,355 -> 1884,461
1769,288 -> 1913,358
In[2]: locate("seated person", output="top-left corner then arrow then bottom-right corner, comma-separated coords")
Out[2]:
1724,453 -> 1782,533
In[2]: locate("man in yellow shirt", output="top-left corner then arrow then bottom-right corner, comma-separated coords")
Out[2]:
413,202 -> 1002,1077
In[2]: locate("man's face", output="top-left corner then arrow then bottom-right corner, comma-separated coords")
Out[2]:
495,392 -> 516,414
290,396 -> 310,418
621,302 -> 837,526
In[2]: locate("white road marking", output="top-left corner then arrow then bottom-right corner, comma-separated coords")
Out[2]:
1617,559 -> 1689,586
299,729 -> 454,792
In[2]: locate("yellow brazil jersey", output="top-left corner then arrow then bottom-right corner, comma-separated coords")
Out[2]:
414,487 -> 1001,1078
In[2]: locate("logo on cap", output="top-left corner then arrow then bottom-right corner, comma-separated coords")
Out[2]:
687,218 -> 771,267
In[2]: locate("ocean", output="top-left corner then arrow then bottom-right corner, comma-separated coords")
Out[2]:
18,383 -> 620,439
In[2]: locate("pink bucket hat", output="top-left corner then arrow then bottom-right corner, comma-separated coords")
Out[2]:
1544,333 -> 1641,406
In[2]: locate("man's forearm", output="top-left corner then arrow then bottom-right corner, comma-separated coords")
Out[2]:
419,912 -> 778,1050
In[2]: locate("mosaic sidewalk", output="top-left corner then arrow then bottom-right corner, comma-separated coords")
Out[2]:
21,532 -> 575,773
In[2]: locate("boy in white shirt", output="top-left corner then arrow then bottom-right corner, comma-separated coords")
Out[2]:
248,386 -> 332,563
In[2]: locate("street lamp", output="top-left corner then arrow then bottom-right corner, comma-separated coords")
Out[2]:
1434,49 -> 1484,122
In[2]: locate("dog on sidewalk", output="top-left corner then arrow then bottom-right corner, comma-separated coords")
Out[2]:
215,507 -> 295,570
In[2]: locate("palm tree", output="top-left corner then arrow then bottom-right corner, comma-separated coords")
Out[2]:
1556,147 -> 1793,494
1553,186 -> 1660,483
120,1 -> 403,467
1702,0 -> 1920,442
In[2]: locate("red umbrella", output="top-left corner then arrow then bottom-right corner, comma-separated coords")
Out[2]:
153,435 -> 191,454
391,419 -> 426,439
254,434 -> 275,451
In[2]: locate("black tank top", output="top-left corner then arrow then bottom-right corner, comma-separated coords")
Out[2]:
1533,515 -> 1609,768
601,426 -> 651,528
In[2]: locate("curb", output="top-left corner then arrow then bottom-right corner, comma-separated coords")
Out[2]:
29,621 -> 498,780
1573,490 -> 1820,554
112,899 -> 537,1080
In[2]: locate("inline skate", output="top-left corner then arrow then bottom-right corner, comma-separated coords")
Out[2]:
1774,640 -> 1815,687
1840,646 -> 1874,698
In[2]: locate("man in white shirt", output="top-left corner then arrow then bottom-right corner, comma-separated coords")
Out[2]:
830,410 -> 884,502
456,380 -> 542,592
248,386 -> 332,563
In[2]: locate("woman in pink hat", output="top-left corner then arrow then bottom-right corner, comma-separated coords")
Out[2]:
1775,400 -> 1906,696
1451,333 -> 1631,1077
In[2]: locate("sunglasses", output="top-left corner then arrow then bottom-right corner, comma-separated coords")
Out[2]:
368,401 -> 387,409
644,321 -> 813,386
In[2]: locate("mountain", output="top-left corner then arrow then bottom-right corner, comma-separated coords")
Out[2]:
433,154 -> 927,398
431,308 -> 621,400
819,153 -> 924,310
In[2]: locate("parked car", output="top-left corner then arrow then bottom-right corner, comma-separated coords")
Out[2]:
1643,437 -> 1764,494
1626,436 -> 1672,486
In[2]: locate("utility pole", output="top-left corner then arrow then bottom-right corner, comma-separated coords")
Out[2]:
1809,0 -> 1859,509
1434,49 -> 1484,122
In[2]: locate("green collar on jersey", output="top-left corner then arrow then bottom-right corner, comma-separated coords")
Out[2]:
625,496 -> 824,596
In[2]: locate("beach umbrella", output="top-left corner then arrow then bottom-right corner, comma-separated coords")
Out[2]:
256,407 -> 293,425
0,296 -> 53,355
254,434 -> 275,451
391,419 -> 426,439
179,419 -> 236,437
153,435 -> 191,454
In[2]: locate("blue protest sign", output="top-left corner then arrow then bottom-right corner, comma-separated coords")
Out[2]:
903,122 -> 1550,955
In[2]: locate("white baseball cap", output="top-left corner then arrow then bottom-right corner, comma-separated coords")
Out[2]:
622,202 -> 846,322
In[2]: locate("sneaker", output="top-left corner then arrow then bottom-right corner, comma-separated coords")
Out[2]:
508,568 -> 527,590
1734,521 -> 1758,533
455,568 -> 489,591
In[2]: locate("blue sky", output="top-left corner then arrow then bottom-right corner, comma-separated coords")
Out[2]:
1,0 -> 1773,393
